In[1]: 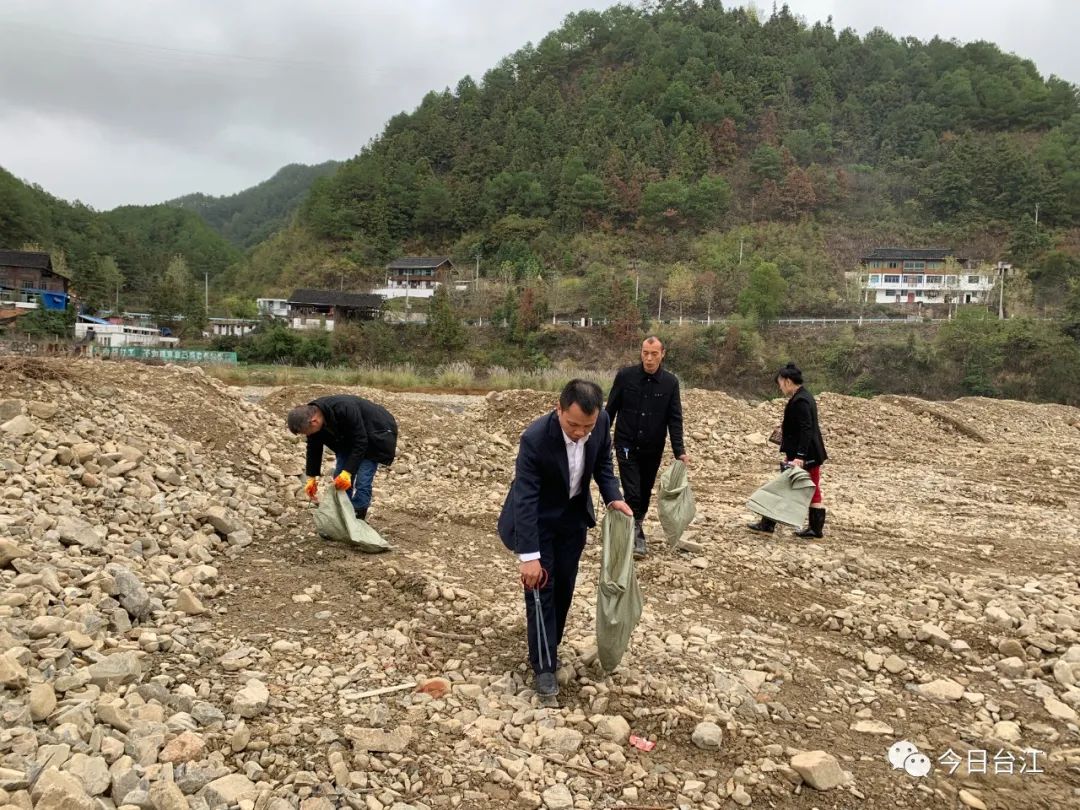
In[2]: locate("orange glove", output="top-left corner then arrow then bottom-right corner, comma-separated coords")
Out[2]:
304,477 -> 318,500
333,470 -> 352,491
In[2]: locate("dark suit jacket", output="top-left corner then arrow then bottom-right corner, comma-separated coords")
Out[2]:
779,387 -> 828,468
497,410 -> 623,555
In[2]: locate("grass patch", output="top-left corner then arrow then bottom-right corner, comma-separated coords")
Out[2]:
206,361 -> 616,393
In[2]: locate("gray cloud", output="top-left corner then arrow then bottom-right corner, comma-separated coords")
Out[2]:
0,0 -> 1075,209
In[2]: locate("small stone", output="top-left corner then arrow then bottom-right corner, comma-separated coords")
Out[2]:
64,753 -> 111,795
541,727 -> 583,755
149,780 -> 190,810
863,652 -> 884,672
232,679 -> 269,719
86,652 -> 142,688
27,400 -> 59,419
1044,696 -> 1078,722
541,784 -> 573,810
985,605 -> 1016,629
1,414 -> 36,436
996,657 -> 1026,678
731,784 -> 752,806
850,720 -> 894,736
790,751 -> 845,791
347,726 -> 413,753
959,789 -> 988,810
0,651 -> 28,689
594,715 -> 630,745
883,655 -> 907,674
30,682 -> 57,720
691,721 -> 723,751
992,721 -> 1022,742
916,622 -> 951,647
918,679 -> 965,701
202,774 -> 257,808
0,538 -> 30,568
202,506 -> 245,536
998,639 -> 1026,658
159,730 -> 205,764
175,589 -> 206,615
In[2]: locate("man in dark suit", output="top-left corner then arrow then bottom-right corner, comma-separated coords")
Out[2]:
498,379 -> 632,697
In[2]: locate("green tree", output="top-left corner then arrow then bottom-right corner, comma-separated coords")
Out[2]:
152,255 -> 206,338
641,178 -> 689,226
737,261 -> 787,321
685,175 -> 731,227
749,145 -> 783,188
74,255 -> 124,313
221,296 -> 258,319
427,284 -> 466,354
567,173 -> 609,227
414,181 -> 455,235
665,263 -> 697,324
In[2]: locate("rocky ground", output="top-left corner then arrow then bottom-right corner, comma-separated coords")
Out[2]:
2,357 -> 1080,810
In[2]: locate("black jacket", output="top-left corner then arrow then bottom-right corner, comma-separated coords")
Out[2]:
779,387 -> 827,468
305,395 -> 398,477
605,364 -> 685,458
497,410 -> 622,555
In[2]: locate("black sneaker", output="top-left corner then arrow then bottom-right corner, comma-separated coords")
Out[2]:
535,672 -> 559,697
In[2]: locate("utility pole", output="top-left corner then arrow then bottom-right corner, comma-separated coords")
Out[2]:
738,237 -> 744,265
658,287 -> 663,320
204,272 -> 209,314
1035,203 -> 1040,231
998,263 -> 1007,320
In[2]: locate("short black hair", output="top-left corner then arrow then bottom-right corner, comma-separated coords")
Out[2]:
776,362 -> 804,385
559,379 -> 603,414
286,404 -> 319,434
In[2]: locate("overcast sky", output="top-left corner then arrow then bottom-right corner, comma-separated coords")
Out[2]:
1,0 -> 1076,210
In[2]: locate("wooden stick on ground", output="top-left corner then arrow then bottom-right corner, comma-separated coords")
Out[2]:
417,628 -> 476,642
353,682 -> 417,699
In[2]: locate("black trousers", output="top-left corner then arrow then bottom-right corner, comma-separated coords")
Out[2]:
615,446 -> 663,522
524,519 -> 587,675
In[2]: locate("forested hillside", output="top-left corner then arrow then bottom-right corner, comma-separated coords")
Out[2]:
167,161 -> 339,249
0,165 -> 238,311
295,3 -> 1078,250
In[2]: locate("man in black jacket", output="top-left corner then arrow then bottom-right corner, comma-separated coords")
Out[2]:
605,336 -> 689,558
286,395 -> 398,521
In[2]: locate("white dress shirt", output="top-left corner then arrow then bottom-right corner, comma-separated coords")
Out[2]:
519,430 -> 588,563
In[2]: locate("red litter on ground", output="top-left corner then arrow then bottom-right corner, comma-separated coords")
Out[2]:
629,735 -> 655,752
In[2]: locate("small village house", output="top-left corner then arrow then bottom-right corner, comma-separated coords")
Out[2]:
858,248 -> 995,308
372,256 -> 455,299
0,249 -> 72,310
286,289 -> 384,331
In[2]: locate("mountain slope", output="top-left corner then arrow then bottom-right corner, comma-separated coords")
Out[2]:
296,3 -> 1079,258
167,161 -> 340,249
0,165 -> 239,307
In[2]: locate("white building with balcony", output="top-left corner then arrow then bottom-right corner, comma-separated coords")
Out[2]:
256,298 -> 290,319
858,248 -> 995,307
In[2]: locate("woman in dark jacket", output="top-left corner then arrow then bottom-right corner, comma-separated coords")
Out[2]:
748,363 -> 829,538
